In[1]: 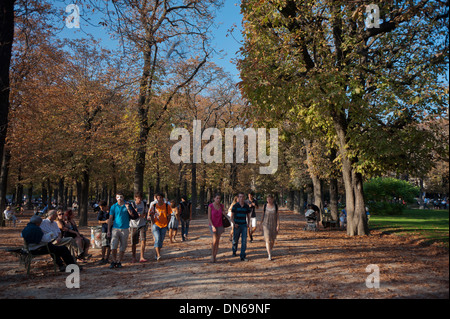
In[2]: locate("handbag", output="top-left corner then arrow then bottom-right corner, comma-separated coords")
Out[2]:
222,214 -> 231,228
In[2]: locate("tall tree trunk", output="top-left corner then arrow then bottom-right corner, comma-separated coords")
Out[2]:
0,148 -> 11,225
76,180 -> 81,204
191,162 -> 197,217
351,170 -> 369,236
27,183 -> 33,210
0,0 -> 15,175
328,148 -> 339,221
298,187 -> 305,214
133,47 -> 152,196
304,139 -> 324,214
64,186 -> 68,210
155,150 -> 161,194
148,183 -> 154,203
47,178 -> 52,205
41,180 -> 47,206
306,183 -> 313,205
332,112 -> 369,236
293,190 -> 300,213
58,177 -> 64,207
16,166 -> 23,207
287,189 -> 294,211
329,178 -> 339,221
79,169 -> 89,226
68,186 -> 73,208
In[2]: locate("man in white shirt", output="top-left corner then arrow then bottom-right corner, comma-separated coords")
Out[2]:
40,210 -> 76,251
21,215 -> 75,271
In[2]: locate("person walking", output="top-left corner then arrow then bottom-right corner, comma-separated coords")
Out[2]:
97,200 -> 111,265
130,192 -> 148,263
208,194 -> 228,263
107,191 -> 135,269
231,192 -> 252,261
260,194 -> 279,260
168,199 -> 180,243
179,196 -> 192,241
148,193 -> 172,260
246,192 -> 259,242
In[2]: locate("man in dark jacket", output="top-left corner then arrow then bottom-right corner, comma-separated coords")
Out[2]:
22,215 -> 76,272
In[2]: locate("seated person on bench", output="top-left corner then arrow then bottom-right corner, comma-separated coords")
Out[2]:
21,215 -> 76,272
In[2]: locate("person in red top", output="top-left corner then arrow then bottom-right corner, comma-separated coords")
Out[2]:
208,193 -> 229,263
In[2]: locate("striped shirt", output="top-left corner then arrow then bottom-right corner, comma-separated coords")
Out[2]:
232,202 -> 251,226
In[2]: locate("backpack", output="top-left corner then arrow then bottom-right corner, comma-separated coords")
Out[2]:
127,202 -> 139,220
149,202 -> 169,223
179,201 -> 191,220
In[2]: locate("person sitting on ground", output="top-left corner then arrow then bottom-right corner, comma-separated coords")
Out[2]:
21,215 -> 76,272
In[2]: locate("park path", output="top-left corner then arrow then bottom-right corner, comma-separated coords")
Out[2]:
0,207 -> 448,299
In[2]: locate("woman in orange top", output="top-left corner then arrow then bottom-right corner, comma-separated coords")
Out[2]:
148,193 -> 172,261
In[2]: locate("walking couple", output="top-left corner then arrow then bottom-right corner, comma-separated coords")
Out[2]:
207,192 -> 280,263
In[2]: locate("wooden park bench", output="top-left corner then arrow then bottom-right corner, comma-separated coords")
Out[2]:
6,239 -> 57,275
321,208 -> 339,230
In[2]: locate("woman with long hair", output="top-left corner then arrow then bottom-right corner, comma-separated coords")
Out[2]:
63,209 -> 91,261
260,194 -> 280,261
208,193 -> 228,263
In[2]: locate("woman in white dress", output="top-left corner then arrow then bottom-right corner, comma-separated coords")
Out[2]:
260,194 -> 280,260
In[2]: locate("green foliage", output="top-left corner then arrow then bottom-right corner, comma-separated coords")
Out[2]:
367,202 -> 405,216
364,177 -> 420,215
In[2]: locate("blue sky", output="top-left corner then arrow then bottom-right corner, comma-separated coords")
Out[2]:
210,0 -> 244,81
57,0 -> 244,82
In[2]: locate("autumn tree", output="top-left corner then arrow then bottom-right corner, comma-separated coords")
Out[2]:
87,0 -> 225,197
238,0 -> 448,235
168,61 -> 243,213
0,0 -> 61,220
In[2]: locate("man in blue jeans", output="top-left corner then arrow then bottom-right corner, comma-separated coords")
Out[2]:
179,196 -> 192,241
231,192 -> 252,261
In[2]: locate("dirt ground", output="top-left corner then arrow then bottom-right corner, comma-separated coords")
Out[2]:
0,208 -> 448,299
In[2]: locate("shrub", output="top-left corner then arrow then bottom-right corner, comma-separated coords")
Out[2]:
366,201 -> 405,216
364,177 -> 420,215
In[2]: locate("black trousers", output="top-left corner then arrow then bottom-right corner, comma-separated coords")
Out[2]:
31,243 -> 75,267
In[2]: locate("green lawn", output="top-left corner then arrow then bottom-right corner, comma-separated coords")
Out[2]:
369,208 -> 449,248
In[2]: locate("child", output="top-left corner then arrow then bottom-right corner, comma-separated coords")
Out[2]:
97,200 -> 111,264
168,199 -> 180,243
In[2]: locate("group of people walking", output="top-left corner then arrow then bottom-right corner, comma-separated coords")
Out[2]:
100,191 -> 193,268
103,190 -> 280,267
208,192 -> 280,263
20,190 -> 280,272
